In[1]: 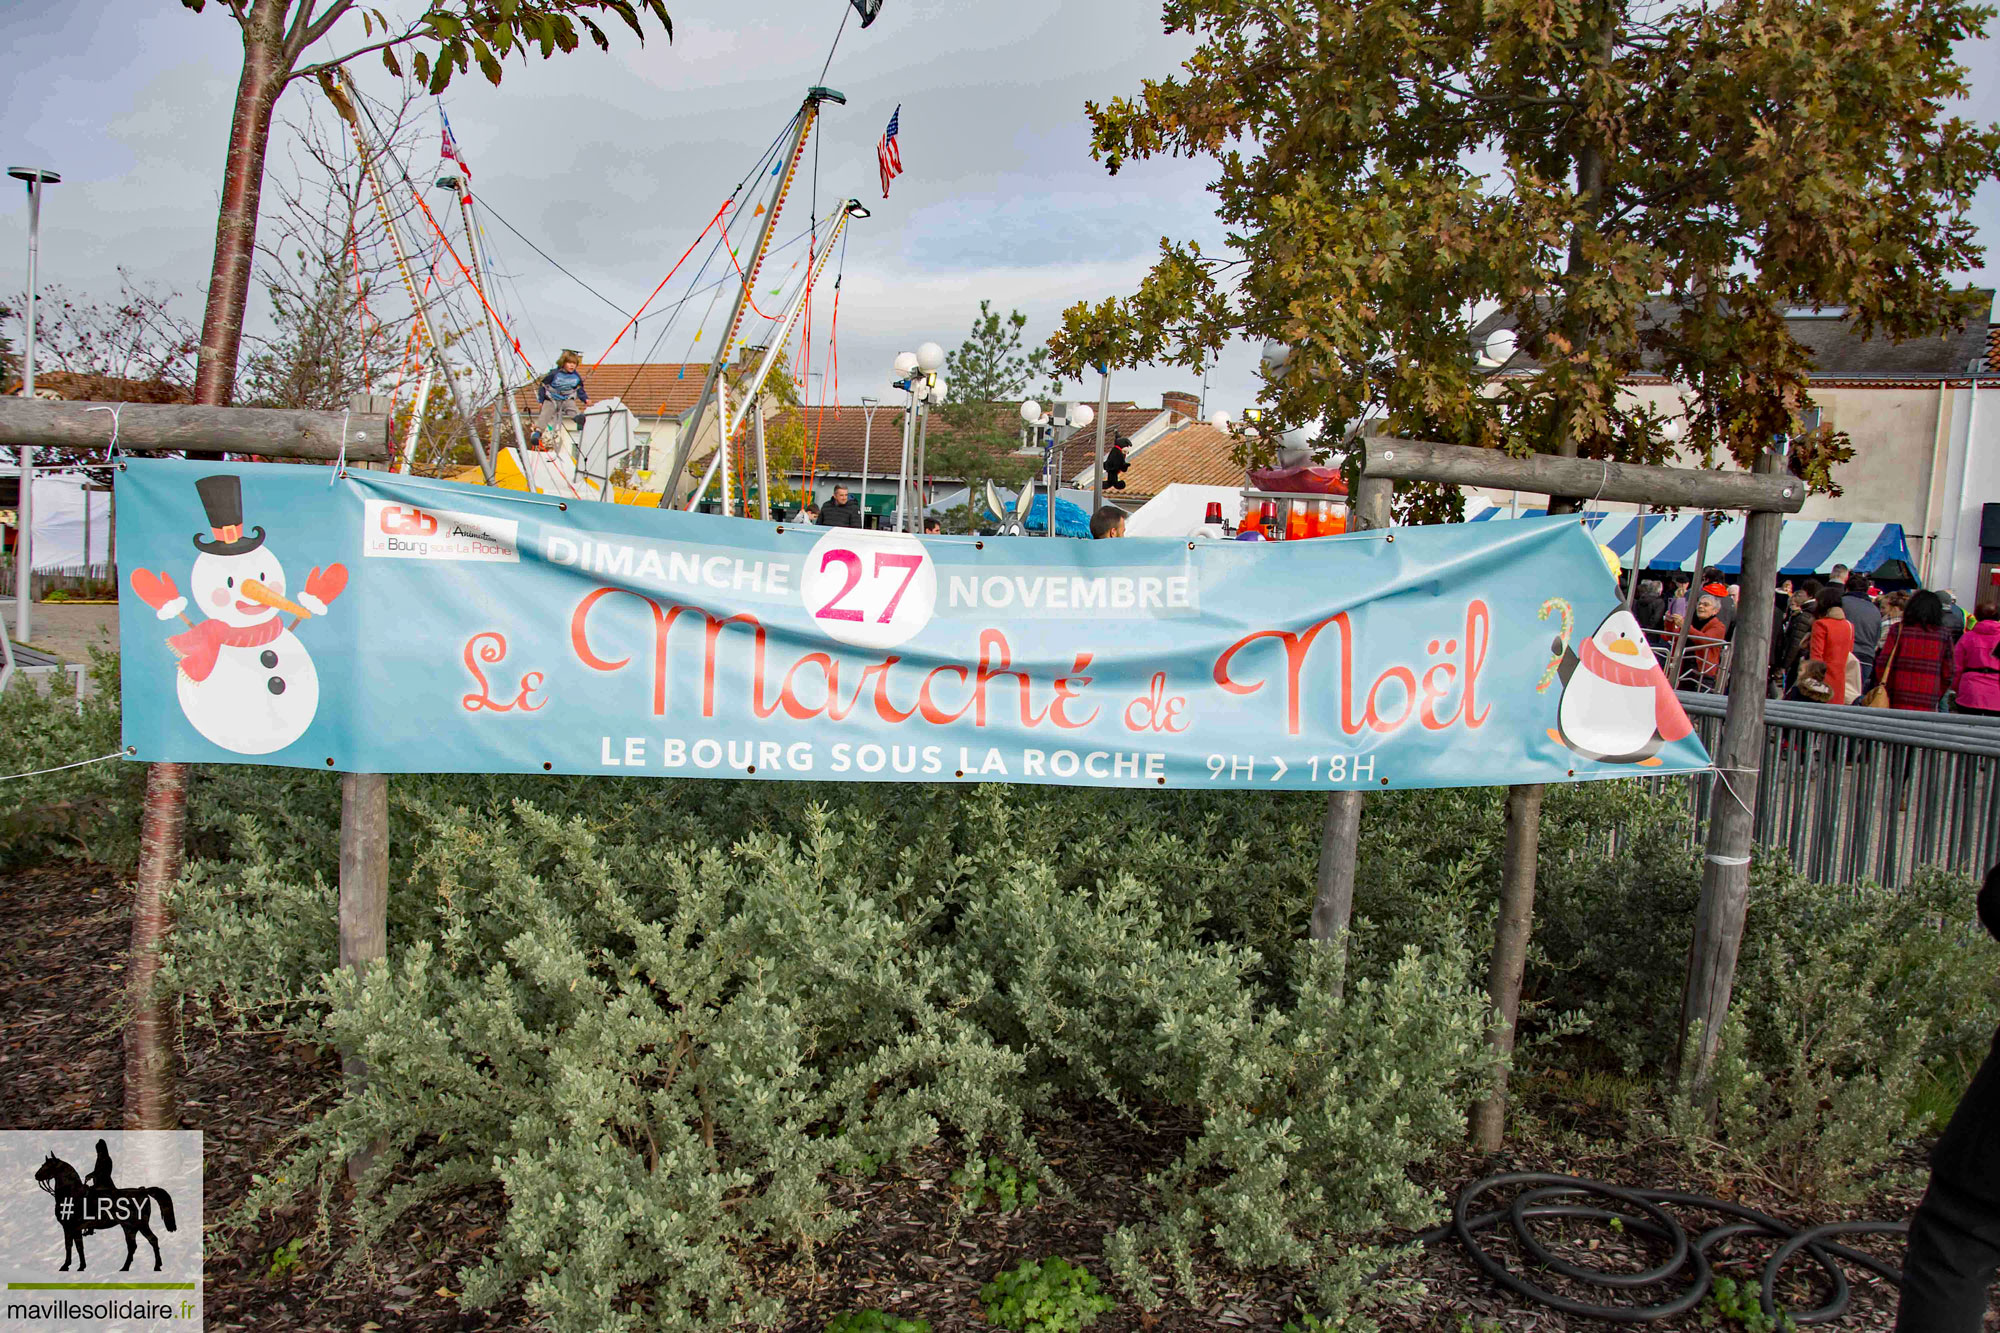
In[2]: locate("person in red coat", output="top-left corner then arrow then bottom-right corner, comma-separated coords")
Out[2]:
1809,584 -> 1857,705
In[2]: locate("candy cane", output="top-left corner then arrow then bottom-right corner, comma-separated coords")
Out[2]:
1537,597 -> 1574,693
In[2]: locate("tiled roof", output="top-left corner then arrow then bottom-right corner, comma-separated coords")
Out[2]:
776,403 -> 1052,482
1117,423 -> 1245,498
1988,324 -> 1999,373
3,371 -> 191,404
509,362 -> 713,420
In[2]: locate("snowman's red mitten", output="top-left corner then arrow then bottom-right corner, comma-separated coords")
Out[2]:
130,569 -> 187,622
299,564 -> 349,617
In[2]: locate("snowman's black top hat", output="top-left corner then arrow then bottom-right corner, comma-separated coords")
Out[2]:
192,475 -> 266,555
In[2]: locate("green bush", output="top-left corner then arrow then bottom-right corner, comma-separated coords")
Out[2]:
0,652 -> 140,869
12,682 -> 1992,1328
978,1258 -> 1113,1333
952,1155 -> 1039,1212
826,1312 -> 930,1333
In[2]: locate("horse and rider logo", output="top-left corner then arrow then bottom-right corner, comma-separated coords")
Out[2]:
32,1139 -> 179,1272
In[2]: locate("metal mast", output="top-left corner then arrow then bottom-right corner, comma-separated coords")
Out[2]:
662,86 -> 845,503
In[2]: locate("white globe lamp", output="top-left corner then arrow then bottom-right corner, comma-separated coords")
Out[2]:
893,351 -> 919,378
915,341 -> 945,374
1662,417 -> 1688,444
1481,327 -> 1518,368
926,376 -> 948,404
1209,410 -> 1231,432
1019,399 -> 1044,425
1069,403 -> 1094,430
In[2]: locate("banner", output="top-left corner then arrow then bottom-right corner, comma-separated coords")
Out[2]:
115,462 -> 1712,789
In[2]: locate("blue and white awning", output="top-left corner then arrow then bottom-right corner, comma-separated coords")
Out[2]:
1464,503 -> 1915,577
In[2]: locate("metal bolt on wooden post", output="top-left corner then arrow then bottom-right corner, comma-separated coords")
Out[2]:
338,771 -> 389,1181
1680,447 -> 1786,1091
1310,470 -> 1394,982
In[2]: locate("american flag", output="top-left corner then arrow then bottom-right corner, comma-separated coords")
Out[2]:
877,105 -> 902,199
440,108 -> 470,180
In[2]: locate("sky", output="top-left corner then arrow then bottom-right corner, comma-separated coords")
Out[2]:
2,0 -> 1998,421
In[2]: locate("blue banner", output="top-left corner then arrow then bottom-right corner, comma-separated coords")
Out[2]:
114,461 -> 1711,789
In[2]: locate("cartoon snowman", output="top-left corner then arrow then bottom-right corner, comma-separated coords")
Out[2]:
1547,607 -> 1693,766
128,475 -> 348,755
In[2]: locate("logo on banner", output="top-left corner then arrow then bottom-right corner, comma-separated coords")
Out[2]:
362,500 -> 518,562
2,1130 -> 204,1329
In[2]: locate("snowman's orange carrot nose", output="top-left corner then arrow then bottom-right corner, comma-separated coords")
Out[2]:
1606,638 -> 1640,656
241,579 -> 311,619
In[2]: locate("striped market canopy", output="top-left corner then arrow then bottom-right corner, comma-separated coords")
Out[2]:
1465,503 -> 1915,578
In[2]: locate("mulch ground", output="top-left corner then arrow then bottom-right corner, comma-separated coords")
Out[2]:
0,860 -> 1966,1331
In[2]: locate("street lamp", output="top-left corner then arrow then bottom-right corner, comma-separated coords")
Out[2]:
9,165 -> 59,646
891,348 -> 944,531
1019,399 -> 1094,536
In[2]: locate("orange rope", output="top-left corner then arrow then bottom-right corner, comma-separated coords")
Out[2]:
405,183 -> 532,371
716,211 -> 786,322
591,199 -> 731,370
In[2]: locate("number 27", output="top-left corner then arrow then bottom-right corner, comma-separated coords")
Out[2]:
816,550 -> 923,623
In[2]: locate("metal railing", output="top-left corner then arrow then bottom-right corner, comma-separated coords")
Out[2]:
1668,693 -> 2000,887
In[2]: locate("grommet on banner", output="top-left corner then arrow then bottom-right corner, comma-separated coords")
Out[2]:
747,765 -> 757,774
975,540 -> 985,550
542,762 -> 553,771
325,758 -> 336,767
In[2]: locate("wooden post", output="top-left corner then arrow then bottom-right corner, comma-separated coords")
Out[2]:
1680,447 -> 1785,1086
1467,485 -> 1578,1151
338,771 -> 389,1180
1470,782 -> 1542,1151
1311,473 -> 1393,968
0,399 -> 391,459
124,761 -> 185,1130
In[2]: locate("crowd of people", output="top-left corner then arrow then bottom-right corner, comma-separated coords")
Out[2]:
1628,563 -> 1998,716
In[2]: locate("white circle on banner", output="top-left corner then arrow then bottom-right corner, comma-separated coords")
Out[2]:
801,528 -> 938,650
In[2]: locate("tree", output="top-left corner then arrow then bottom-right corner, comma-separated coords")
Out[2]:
239,85 -> 425,410
1050,0 -> 2000,486
178,0 -> 672,409
1047,0 -> 2000,1151
934,301 -> 1052,531
125,0 -> 673,1132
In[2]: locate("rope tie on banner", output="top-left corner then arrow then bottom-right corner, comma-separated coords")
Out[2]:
1710,763 -> 1758,817
331,409 -> 351,486
84,404 -> 123,462
0,750 -> 127,782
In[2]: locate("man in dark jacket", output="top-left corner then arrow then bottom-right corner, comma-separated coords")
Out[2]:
1844,569 -> 1884,680
1898,860 -> 2000,1329
819,484 -> 863,528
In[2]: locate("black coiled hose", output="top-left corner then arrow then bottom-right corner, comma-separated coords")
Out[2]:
1421,1172 -> 1908,1325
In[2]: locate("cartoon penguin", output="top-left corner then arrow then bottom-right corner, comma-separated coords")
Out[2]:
1547,607 -> 1693,766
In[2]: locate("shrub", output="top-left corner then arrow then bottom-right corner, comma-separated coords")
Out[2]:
826,1312 -> 930,1333
978,1258 -> 1113,1333
952,1155 -> 1039,1213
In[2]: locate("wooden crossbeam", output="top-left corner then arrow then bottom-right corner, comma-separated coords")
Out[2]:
0,399 -> 391,462
1359,437 -> 1805,513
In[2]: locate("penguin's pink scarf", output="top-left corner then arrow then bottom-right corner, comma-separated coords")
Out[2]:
1578,637 -> 1693,742
170,616 -> 284,683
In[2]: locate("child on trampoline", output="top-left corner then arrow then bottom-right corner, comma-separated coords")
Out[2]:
532,351 -> 590,448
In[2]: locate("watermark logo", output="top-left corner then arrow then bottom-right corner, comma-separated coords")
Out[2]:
0,1131 -> 201,1330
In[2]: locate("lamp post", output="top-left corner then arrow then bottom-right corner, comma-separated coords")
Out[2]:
9,166 -> 58,646
1018,398 -> 1095,536
891,342 -> 945,531
858,396 -> 879,523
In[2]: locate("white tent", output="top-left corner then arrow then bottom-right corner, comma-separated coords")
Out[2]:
1125,483 -> 1246,537
1,466 -> 112,571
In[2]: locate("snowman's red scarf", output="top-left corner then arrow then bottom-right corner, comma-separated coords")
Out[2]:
169,616 -> 284,683
1578,637 -> 1693,742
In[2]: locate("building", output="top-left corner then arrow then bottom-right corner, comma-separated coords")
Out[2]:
773,392 -> 1208,521
1468,294 -> 1999,598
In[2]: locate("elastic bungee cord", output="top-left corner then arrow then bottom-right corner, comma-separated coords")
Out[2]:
1419,1173 -> 1907,1325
